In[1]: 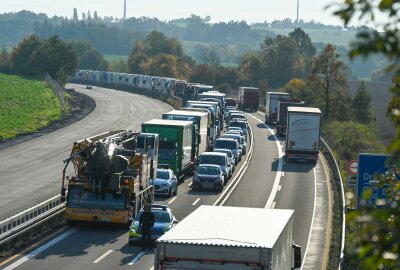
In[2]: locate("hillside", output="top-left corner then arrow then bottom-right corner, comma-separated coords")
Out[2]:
0,73 -> 62,139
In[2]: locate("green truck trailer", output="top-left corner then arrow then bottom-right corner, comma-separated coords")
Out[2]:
142,119 -> 195,178
162,110 -> 209,159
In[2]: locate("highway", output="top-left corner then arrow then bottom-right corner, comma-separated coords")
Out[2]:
0,84 -> 172,220
0,87 -> 331,270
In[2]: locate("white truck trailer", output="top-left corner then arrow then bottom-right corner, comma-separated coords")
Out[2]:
285,107 -> 322,163
154,205 -> 302,270
265,92 -> 291,124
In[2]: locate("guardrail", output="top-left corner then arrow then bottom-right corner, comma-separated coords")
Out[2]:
320,137 -> 346,269
0,195 -> 65,246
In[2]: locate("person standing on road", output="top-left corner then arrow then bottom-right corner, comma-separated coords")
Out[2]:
139,204 -> 155,251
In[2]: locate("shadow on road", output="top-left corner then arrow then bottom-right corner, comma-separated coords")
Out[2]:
256,123 -> 267,129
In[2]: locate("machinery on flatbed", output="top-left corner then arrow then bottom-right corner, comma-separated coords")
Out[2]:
60,130 -> 159,225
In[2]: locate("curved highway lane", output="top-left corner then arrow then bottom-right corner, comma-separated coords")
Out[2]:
0,84 -> 172,220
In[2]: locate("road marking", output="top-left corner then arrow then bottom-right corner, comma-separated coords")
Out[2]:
149,267 -> 154,270
168,196 -> 177,204
246,114 -> 284,209
301,168 -> 317,269
93,250 -> 113,264
192,198 -> 200,205
3,229 -> 77,270
278,185 -> 282,191
281,171 -> 285,177
187,181 -> 193,188
271,202 -> 276,208
127,251 -> 145,265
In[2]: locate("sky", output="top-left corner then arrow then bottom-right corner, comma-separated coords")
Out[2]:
1,0 -> 348,26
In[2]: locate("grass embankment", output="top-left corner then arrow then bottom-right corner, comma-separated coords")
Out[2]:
0,73 -> 62,139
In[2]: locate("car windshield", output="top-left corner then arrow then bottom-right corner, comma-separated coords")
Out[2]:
197,166 -> 221,175
214,150 -> 232,158
200,155 -> 225,165
137,210 -> 171,223
157,170 -> 170,179
214,140 -> 237,150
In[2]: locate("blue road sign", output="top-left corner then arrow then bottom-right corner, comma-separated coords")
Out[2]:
357,153 -> 391,208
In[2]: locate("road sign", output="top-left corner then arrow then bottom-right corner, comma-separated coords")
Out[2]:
357,153 -> 390,208
348,160 -> 358,175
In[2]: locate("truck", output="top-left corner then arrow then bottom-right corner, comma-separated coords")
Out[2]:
198,91 -> 226,111
285,107 -> 322,163
162,110 -> 209,158
226,97 -> 237,108
276,99 -> 305,137
187,100 -> 220,139
155,205 -> 302,270
193,99 -> 224,135
60,130 -> 158,225
142,119 -> 195,178
265,92 -> 291,124
237,87 -> 260,112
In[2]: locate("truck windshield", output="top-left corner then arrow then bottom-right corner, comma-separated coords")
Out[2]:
67,186 -> 127,210
158,148 -> 176,160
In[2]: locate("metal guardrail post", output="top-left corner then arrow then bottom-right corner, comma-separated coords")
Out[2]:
320,137 -> 346,269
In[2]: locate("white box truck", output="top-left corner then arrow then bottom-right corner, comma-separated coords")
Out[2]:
265,92 -> 291,124
285,107 -> 322,163
154,206 -> 302,270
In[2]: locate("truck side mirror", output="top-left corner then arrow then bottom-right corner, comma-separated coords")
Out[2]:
292,242 -> 302,269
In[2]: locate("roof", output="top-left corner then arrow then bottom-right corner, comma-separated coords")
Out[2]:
201,152 -> 227,157
199,92 -> 226,97
267,91 -> 290,96
288,107 -> 321,114
157,206 -> 294,248
164,110 -> 208,117
142,119 -> 193,127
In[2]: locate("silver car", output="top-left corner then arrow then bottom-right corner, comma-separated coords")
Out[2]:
213,148 -> 235,175
199,152 -> 231,182
150,169 -> 178,197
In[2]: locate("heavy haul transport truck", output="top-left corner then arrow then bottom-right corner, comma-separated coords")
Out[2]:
162,110 -> 209,157
237,86 -> 260,112
61,131 -> 158,225
265,92 -> 291,124
155,206 -> 302,270
142,119 -> 195,178
285,107 -> 322,163
276,99 -> 305,137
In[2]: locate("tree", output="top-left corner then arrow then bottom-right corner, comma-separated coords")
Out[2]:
289,28 -> 316,58
10,34 -> 41,75
200,49 -> 221,71
353,81 -> 375,124
308,44 -> 350,120
260,35 -> 304,88
333,2 -> 400,268
93,11 -> 99,21
239,51 -> 263,85
109,58 -> 128,73
81,12 -> 86,21
73,8 -> 78,21
0,47 -> 10,72
87,11 -> 92,21
79,50 -> 108,70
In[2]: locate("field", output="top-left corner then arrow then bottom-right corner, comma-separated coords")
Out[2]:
104,54 -> 129,63
0,74 -> 62,139
348,81 -> 396,146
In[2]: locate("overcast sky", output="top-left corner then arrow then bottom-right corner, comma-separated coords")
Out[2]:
1,0 -> 349,25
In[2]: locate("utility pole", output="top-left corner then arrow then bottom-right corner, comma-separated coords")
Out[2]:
296,0 -> 300,25
124,0 -> 127,20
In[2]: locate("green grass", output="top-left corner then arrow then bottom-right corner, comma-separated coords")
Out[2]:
0,73 -> 62,139
104,54 -> 128,63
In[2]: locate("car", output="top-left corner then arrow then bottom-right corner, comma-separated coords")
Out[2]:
85,85 -> 92,89
128,204 -> 178,245
229,120 -> 249,140
213,148 -> 235,174
214,138 -> 241,164
221,133 -> 247,155
224,130 -> 247,142
229,113 -> 247,123
150,169 -> 178,197
192,164 -> 225,191
198,152 -> 231,181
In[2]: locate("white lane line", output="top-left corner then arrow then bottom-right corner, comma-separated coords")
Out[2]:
271,202 -> 276,209
281,171 -> 285,177
93,250 -> 113,264
246,114 -> 284,209
149,267 -> 154,270
278,185 -> 282,191
3,229 -> 77,270
192,198 -> 200,206
168,196 -> 177,204
127,251 -> 145,265
301,168 -> 317,269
